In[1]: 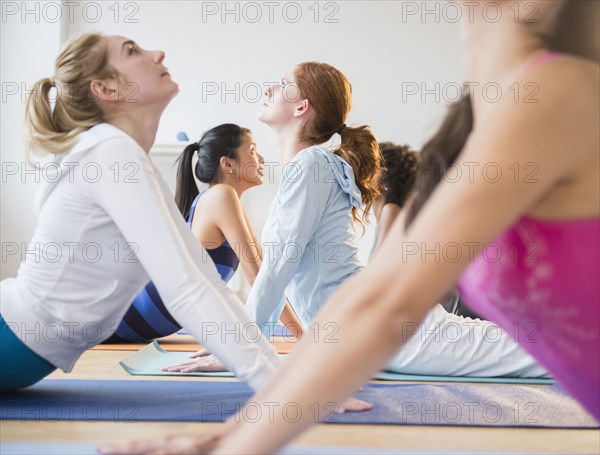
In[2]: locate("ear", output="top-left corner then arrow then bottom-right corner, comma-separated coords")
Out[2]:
219,156 -> 233,173
293,99 -> 311,118
90,79 -> 119,103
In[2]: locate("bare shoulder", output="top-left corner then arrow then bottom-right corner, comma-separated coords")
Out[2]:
203,184 -> 240,205
475,55 -> 599,159
529,55 -> 599,112
533,56 -> 599,154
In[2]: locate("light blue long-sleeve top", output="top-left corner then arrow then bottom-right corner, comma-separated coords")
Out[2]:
245,145 -> 364,338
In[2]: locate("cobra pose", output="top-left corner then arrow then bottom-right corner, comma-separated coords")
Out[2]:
0,32 -> 368,413
170,108 -> 548,380
0,34 -> 283,392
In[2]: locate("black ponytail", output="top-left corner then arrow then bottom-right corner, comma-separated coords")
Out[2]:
174,124 -> 251,219
175,142 -> 201,219
405,91 -> 473,229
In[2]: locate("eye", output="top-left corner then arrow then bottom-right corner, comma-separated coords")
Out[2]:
128,44 -> 139,55
280,78 -> 286,87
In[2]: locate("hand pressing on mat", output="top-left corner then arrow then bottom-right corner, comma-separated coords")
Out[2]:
162,354 -> 227,373
189,347 -> 211,358
98,432 -> 222,455
337,396 -> 373,413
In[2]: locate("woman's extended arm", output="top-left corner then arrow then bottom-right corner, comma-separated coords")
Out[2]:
212,188 -> 304,338
244,150 -> 333,339
213,60 -> 598,454
87,138 -> 280,391
372,202 -> 403,256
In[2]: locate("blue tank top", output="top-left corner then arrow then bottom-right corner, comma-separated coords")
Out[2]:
187,191 -> 239,282
110,191 -> 240,343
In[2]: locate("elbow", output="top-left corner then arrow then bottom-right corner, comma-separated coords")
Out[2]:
334,273 -> 431,344
377,292 -> 431,344
246,273 -> 257,287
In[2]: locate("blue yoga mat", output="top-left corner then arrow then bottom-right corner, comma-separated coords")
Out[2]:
1,379 -> 596,428
178,324 -> 294,338
120,342 -> 554,385
0,442 -> 568,455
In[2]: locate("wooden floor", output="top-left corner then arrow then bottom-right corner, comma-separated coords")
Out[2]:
2,338 -> 599,454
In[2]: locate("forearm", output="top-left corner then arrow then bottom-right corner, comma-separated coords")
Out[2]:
245,247 -> 302,338
279,299 -> 304,338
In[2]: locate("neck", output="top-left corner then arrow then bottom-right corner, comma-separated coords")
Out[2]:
372,198 -> 384,223
462,21 -> 546,113
270,123 -> 313,165
105,106 -> 164,153
210,175 -> 249,198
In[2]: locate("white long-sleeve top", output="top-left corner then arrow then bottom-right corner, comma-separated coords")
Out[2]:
0,124 -> 279,390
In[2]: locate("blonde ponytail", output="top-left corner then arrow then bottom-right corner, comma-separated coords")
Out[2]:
24,33 -> 114,158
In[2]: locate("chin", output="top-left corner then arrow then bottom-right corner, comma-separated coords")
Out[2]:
257,115 -> 276,127
249,177 -> 264,187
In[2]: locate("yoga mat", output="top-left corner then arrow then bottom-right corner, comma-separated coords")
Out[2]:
373,371 -> 554,385
177,324 -> 295,338
0,443 -> 572,455
1,379 -> 597,428
119,341 -> 554,385
92,334 -> 296,353
120,341 -> 235,377
0,443 -> 569,455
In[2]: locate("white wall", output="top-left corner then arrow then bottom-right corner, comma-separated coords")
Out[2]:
1,1 -> 64,279
1,1 -> 466,283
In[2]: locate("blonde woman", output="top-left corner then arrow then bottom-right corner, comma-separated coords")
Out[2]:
0,34 -> 281,391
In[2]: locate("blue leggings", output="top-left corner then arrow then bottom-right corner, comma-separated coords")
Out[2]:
0,314 -> 56,392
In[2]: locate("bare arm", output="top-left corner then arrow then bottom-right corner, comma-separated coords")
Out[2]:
279,300 -> 303,338
215,190 -> 304,337
242,206 -> 304,337
371,202 -> 403,256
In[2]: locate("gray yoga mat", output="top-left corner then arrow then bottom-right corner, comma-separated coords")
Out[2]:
1,379 -> 596,428
120,341 -> 555,385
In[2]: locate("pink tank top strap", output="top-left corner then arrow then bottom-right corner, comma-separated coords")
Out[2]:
522,51 -> 562,76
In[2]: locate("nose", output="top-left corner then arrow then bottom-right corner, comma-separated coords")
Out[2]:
264,85 -> 273,97
258,153 -> 265,164
153,50 -> 165,64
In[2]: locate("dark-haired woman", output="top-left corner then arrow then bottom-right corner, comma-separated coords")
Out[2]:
374,142 -> 548,379
108,124 -> 303,347
371,142 -> 420,254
